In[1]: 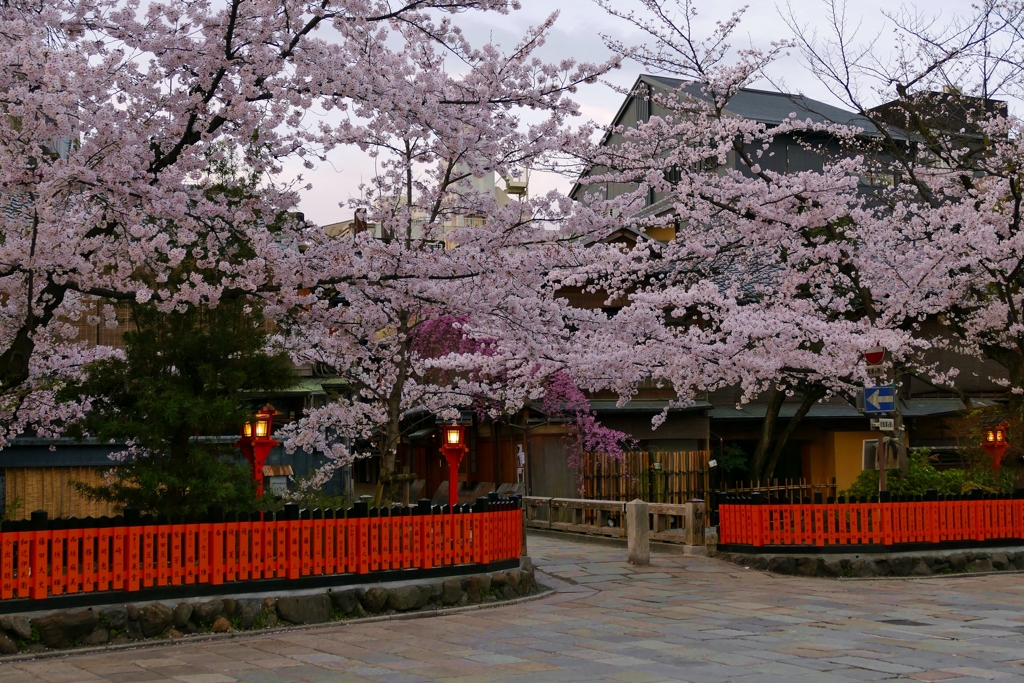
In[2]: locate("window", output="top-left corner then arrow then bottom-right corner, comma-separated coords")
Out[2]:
862,439 -> 878,470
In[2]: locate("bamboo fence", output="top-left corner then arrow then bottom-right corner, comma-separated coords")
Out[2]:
581,451 -> 837,508
581,451 -> 711,503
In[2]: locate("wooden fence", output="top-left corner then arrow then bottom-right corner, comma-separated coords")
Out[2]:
0,497 -> 521,603
524,496 -> 705,545
719,492 -> 1024,548
581,451 -> 711,503
580,452 -> 836,509
718,478 -> 837,504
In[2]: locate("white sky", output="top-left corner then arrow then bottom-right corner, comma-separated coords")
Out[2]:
290,0 -> 971,227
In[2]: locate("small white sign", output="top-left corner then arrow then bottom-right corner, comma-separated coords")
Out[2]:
873,418 -> 895,431
708,459 -> 718,469
866,365 -> 886,378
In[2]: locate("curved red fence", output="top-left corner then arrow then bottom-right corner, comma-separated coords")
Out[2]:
0,497 -> 522,601
718,493 -> 1023,548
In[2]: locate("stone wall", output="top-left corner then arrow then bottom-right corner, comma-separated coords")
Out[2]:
0,564 -> 539,655
718,548 -> 1024,578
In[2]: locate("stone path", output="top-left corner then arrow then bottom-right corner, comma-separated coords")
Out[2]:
5,534 -> 1024,682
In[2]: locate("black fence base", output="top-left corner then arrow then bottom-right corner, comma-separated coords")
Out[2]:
718,540 -> 1024,555
0,558 -> 521,616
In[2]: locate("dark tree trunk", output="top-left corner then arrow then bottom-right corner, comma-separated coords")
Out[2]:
751,386 -> 785,483
762,385 -> 826,483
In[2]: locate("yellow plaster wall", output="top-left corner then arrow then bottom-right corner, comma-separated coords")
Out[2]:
831,431 -> 879,491
803,438 -> 834,483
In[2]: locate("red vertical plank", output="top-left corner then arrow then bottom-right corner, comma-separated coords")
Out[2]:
240,513 -> 252,580
2,530 -> 15,599
277,514 -> 289,579
300,514 -> 313,577
50,524 -> 65,596
250,513 -> 263,580
358,515 -> 369,575
67,524 -> 81,594
34,523 -> 51,599
369,512 -> 380,572
224,514 -> 237,583
156,523 -> 168,587
198,521 -> 210,584
288,513 -> 301,580
171,520 -> 183,586
184,521 -> 197,584
16,527 -> 32,598
378,511 -> 390,571
415,513 -> 426,569
314,512 -> 326,575
97,524 -> 112,593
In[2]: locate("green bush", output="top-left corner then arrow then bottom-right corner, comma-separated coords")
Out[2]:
842,449 -> 1014,500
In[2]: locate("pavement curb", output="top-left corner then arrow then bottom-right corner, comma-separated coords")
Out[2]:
0,587 -> 555,664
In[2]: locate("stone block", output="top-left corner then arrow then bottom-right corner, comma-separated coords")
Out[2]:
99,607 -> 128,631
83,628 -> 109,646
967,557 -> 994,572
491,571 -> 507,588
126,621 -> 143,640
1,615 -> 32,641
441,579 -> 463,605
222,599 -> 237,618
849,559 -> 879,577
212,617 -> 232,633
358,586 -> 389,613
330,589 -> 362,615
172,603 -> 193,628
506,569 -> 522,592
276,594 -> 332,624
462,577 -> 481,603
626,499 -> 650,566
948,553 -> 969,571
126,604 -> 140,621
0,632 -> 17,655
387,585 -> 430,611
823,559 -> 844,577
991,552 -> 1010,570
766,556 -> 795,575
910,560 -> 931,576
234,599 -> 261,630
193,600 -> 224,625
795,558 -> 821,577
477,574 -> 492,595
890,556 -> 915,576
139,603 -> 173,638
31,610 -> 98,649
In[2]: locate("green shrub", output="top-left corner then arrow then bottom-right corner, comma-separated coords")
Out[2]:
842,448 -> 1014,500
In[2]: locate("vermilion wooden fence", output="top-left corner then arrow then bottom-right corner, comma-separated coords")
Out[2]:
0,497 -> 521,602
718,492 -> 1024,548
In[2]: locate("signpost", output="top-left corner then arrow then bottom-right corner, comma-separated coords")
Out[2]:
859,346 -> 907,492
863,385 -> 896,413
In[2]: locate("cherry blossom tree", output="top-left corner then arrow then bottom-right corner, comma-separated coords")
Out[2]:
0,0 -> 625,468
577,0 -> 949,481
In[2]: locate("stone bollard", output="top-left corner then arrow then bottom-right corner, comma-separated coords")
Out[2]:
626,499 -> 650,566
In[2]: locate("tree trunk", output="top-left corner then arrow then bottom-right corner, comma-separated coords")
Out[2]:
751,386 -> 786,484
762,385 -> 826,483
374,313 -> 411,507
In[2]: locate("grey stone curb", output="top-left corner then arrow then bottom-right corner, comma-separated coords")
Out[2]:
0,587 -> 555,664
724,560 -> 1024,581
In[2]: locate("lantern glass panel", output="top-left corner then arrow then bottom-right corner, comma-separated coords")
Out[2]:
255,418 -> 270,438
445,427 -> 461,445
997,430 -> 1005,442
243,422 -> 253,438
987,430 -> 995,442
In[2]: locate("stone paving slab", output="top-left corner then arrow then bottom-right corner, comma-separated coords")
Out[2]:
6,535 -> 1024,682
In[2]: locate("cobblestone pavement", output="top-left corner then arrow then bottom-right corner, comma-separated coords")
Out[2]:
6,535 -> 1024,683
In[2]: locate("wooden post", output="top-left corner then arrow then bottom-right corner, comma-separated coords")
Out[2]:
626,499 -> 650,566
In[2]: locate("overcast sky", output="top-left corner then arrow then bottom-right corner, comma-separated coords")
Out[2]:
290,0 -> 970,227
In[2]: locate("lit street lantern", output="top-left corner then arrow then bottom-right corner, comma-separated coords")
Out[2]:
981,422 -> 1009,470
236,404 -> 280,496
440,423 -> 468,510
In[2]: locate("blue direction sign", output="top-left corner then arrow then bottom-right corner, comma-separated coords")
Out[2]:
863,385 -> 896,414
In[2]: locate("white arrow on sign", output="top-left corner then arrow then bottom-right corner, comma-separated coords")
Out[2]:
867,391 -> 883,409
